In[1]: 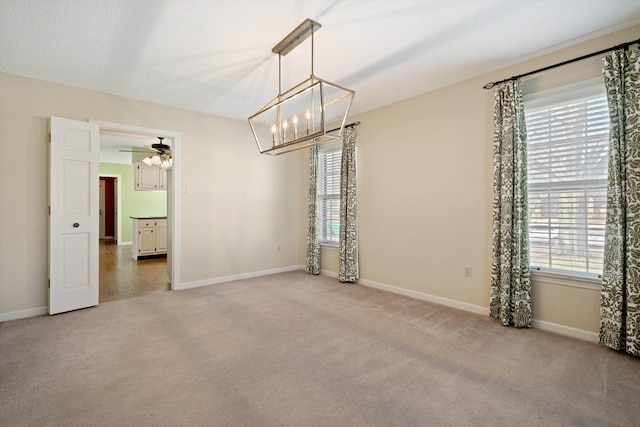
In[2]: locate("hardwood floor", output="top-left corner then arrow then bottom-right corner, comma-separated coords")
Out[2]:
99,240 -> 170,303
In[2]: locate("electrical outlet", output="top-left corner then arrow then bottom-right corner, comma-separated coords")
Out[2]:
464,265 -> 472,277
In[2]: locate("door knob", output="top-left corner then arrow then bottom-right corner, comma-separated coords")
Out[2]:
73,223 -> 79,228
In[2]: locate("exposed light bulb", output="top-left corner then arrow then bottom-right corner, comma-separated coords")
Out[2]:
282,120 -> 288,143
292,115 -> 298,138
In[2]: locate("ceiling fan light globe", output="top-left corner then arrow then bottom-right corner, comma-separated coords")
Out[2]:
142,157 -> 153,166
150,155 -> 161,166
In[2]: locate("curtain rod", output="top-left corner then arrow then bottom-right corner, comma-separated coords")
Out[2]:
328,121 -> 361,134
483,37 -> 640,89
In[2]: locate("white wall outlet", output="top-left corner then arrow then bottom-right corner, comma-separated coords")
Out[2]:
464,265 -> 472,277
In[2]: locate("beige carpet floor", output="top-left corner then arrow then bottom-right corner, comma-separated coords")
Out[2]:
1,271 -> 639,426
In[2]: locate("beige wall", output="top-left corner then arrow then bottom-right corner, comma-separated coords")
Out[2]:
0,73 -> 302,317
2,24 -> 637,335
304,25 -> 640,337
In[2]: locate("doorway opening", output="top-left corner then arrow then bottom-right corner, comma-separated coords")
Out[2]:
94,120 -> 180,303
99,177 -> 117,240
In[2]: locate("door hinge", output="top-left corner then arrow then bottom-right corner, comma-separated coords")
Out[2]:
48,279 -> 50,289
48,132 -> 51,142
48,206 -> 51,215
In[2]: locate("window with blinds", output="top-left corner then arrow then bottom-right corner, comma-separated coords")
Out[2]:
319,145 -> 342,244
524,79 -> 609,279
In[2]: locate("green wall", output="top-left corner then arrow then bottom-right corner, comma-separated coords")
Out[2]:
99,163 -> 167,243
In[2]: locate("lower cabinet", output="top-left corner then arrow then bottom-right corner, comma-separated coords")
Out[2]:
155,219 -> 168,252
132,218 -> 167,260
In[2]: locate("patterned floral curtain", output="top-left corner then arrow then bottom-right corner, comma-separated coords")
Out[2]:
338,127 -> 359,283
490,80 -> 532,328
305,145 -> 320,275
599,48 -> 640,357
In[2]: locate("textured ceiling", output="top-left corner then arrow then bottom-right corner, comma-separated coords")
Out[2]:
1,0 -> 639,122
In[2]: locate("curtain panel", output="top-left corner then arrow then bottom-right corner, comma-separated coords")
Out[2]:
490,80 -> 532,328
599,48 -> 640,356
305,145 -> 320,275
338,127 -> 359,283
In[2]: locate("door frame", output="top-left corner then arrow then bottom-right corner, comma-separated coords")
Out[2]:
99,174 -> 121,242
99,178 -> 106,239
91,119 -> 181,289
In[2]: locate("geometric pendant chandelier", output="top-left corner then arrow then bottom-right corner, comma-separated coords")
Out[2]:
248,19 -> 355,155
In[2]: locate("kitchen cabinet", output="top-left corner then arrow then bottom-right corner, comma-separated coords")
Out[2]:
131,217 -> 167,259
135,162 -> 167,191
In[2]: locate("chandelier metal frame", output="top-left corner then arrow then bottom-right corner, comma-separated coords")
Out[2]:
248,19 -> 355,155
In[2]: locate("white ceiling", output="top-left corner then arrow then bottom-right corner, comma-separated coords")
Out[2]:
1,0 -> 639,123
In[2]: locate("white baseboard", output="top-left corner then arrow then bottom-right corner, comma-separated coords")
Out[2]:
357,276 -> 489,316
1,269 -> 599,343
532,319 -> 599,342
175,265 -> 302,291
0,306 -> 47,322
321,270 -> 598,342
118,241 -> 132,246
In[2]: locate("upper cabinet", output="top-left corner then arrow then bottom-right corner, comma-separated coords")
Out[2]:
135,162 -> 167,191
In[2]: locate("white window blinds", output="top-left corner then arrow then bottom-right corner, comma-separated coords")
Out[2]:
319,146 -> 341,244
524,79 -> 609,278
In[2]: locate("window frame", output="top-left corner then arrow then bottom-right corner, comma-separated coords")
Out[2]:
523,77 -> 609,288
317,141 -> 342,247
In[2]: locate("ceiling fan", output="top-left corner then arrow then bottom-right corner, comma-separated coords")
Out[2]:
120,137 -> 173,169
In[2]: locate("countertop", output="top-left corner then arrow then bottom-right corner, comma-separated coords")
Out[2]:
130,216 -> 167,219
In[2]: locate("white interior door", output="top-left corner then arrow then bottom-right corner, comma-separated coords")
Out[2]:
49,117 -> 100,315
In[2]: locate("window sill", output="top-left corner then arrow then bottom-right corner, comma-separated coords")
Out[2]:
530,270 -> 602,291
320,243 -> 338,251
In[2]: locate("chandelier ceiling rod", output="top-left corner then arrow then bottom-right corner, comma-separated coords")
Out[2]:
275,19 -> 321,96
272,19 -> 321,57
